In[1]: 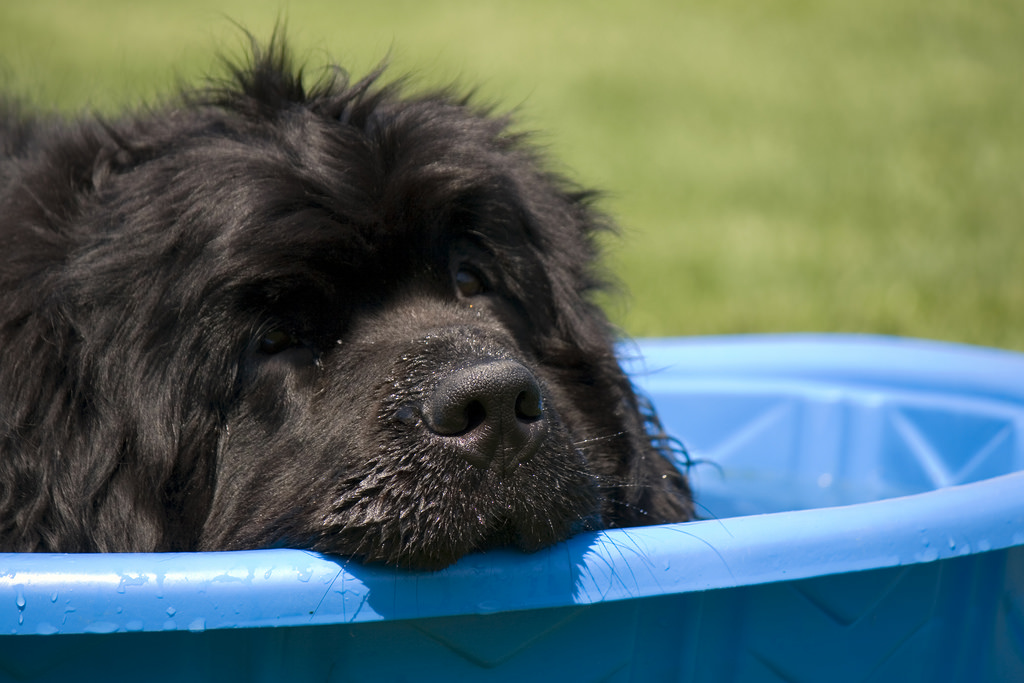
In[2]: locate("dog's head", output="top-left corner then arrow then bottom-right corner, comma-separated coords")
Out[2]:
0,41 -> 692,568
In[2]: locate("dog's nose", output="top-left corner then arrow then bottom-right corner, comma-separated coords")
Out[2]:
423,360 -> 548,469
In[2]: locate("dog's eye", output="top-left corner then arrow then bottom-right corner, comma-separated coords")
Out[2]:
454,267 -> 486,297
259,329 -> 299,354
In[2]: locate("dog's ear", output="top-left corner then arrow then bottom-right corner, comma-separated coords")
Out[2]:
0,294 -> 225,552
0,311 -> 161,552
510,179 -> 694,524
0,119 -> 224,552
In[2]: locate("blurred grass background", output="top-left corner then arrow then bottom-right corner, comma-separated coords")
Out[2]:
2,0 -> 1022,350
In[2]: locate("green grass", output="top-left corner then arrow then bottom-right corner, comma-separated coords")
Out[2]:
3,0 -> 1023,349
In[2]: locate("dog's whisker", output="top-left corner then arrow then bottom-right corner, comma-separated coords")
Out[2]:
572,431 -> 628,448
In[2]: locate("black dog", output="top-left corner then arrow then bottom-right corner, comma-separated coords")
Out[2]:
0,39 -> 692,569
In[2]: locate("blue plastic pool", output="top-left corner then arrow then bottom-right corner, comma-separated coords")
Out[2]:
2,335 -> 1022,681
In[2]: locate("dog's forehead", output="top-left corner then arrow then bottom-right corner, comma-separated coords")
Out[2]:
172,103 -> 542,253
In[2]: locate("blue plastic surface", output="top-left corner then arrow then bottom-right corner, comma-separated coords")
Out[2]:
1,334 -> 1023,682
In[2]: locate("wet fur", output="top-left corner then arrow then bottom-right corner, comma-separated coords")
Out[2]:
0,39 -> 692,569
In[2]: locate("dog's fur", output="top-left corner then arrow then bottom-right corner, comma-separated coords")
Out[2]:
0,40 -> 692,569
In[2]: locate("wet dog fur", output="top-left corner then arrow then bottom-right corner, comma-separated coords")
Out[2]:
0,39 -> 692,569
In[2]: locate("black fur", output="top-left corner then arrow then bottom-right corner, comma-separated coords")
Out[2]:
0,39 -> 692,569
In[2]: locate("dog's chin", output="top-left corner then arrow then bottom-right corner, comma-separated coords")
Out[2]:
209,444 -> 605,570
316,512 -> 601,571
391,516 -> 601,571
309,452 -> 604,570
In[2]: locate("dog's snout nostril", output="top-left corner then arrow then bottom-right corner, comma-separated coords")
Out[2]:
425,396 -> 484,435
461,400 -> 487,433
515,391 -> 542,421
423,360 -> 549,468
